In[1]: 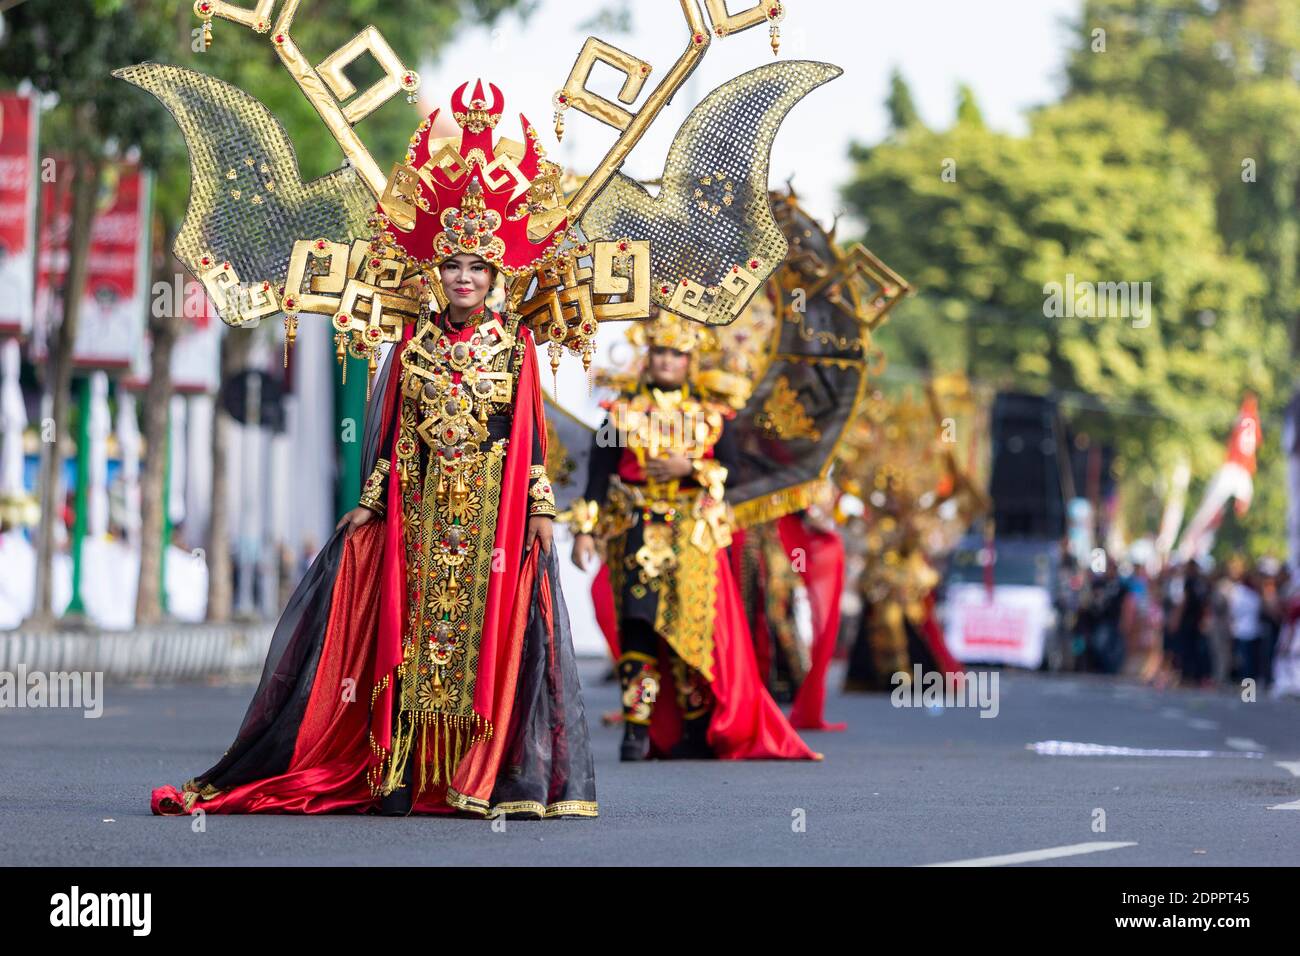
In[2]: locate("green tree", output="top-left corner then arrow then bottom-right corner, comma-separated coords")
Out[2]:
1063,0 -> 1300,556
844,94 -> 1280,549
1066,0 -> 1300,349
1,0 -> 179,626
955,83 -> 984,128
885,67 -> 921,133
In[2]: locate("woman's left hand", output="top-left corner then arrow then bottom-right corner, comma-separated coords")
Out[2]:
525,515 -> 554,554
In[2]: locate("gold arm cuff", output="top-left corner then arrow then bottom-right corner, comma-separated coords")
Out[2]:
359,458 -> 391,515
528,465 -> 557,517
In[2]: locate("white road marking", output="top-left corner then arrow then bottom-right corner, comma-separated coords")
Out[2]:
1028,740 -> 1263,758
925,842 -> 1137,867
1274,761 -> 1300,778
1186,718 -> 1219,730
1226,737 -> 1266,752
1267,799 -> 1300,811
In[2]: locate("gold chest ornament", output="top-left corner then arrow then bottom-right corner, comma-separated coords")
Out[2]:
396,313 -> 517,494
613,386 -> 725,500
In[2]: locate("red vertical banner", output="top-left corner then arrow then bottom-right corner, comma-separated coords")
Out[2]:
0,92 -> 39,337
35,160 -> 150,369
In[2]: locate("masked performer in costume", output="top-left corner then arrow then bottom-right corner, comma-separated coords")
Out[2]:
570,312 -> 818,762
149,84 -> 597,818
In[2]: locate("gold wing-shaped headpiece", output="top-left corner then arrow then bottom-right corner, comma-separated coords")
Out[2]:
116,0 -> 835,387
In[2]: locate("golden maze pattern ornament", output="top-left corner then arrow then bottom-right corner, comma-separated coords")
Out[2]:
122,0 -> 833,398
114,63 -> 374,328
578,60 -> 841,327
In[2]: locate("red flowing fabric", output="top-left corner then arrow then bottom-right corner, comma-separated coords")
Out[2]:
648,551 -> 819,760
151,320 -> 560,816
727,528 -> 775,682
150,521 -> 387,814
777,514 -> 847,731
591,563 -> 621,661
370,321 -> 418,774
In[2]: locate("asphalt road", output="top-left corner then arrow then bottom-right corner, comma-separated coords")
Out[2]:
2,660 -> 1298,866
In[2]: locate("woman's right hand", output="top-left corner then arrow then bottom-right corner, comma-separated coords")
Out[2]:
335,506 -> 378,536
572,532 -> 598,571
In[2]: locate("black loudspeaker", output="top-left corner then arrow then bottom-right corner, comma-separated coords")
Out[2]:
988,392 -> 1066,539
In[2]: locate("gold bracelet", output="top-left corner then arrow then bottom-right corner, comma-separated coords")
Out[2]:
359,458 -> 390,516
528,465 -> 557,518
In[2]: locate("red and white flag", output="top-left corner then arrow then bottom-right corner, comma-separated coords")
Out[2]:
1176,394 -> 1260,561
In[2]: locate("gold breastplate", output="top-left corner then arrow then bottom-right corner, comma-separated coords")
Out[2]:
396,312 -> 518,466
610,386 -> 725,504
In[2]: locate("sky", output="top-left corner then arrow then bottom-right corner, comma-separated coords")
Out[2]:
420,0 -> 1084,228
417,0 -> 1084,424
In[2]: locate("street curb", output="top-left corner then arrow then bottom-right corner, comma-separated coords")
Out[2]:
0,625 -> 275,682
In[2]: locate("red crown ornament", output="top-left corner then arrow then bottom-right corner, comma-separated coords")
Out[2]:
378,80 -> 569,277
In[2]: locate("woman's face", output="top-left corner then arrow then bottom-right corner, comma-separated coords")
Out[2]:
439,254 -> 493,313
647,346 -> 690,388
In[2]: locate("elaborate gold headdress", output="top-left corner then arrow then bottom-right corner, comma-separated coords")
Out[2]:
118,1 -> 838,384
628,310 -> 713,354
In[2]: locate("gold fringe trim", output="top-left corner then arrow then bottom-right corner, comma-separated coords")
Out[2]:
365,674 -> 391,798
731,479 -> 829,530
370,710 -> 493,800
445,787 -> 599,819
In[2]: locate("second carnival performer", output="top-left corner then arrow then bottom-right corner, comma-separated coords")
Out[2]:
570,312 -> 819,762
